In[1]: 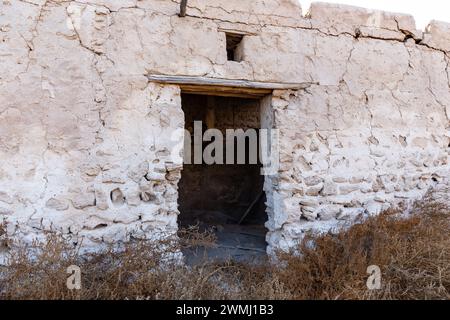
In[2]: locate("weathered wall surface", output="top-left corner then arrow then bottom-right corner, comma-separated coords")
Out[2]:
265,3 -> 450,252
0,0 -> 187,251
0,0 -> 449,255
0,0 -> 304,253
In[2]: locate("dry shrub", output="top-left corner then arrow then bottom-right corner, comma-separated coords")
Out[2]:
0,233 -> 80,300
177,225 -> 217,249
276,202 -> 450,300
0,201 -> 448,300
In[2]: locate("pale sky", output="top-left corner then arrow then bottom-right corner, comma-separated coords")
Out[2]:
299,0 -> 450,30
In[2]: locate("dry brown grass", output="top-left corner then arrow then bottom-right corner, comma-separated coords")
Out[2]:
0,200 -> 448,300
276,201 -> 450,300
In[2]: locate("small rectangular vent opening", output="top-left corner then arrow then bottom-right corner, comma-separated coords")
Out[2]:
226,33 -> 244,62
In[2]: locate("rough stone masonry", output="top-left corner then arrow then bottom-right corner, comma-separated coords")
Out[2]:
0,0 -> 449,257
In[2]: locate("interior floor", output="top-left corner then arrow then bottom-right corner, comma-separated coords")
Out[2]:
182,222 -> 268,264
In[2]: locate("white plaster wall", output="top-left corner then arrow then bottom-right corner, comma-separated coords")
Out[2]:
0,0 -> 449,255
0,0 -> 186,251
266,3 -> 450,251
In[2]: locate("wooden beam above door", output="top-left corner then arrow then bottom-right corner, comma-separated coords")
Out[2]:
147,75 -> 309,98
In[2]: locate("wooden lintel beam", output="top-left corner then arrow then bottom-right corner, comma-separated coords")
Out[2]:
179,84 -> 271,98
147,75 -> 309,94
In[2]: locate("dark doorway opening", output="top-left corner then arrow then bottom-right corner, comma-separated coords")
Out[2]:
178,93 -> 267,262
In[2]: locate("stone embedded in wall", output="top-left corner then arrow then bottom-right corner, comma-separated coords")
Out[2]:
128,161 -> 149,183
304,176 -> 324,187
336,208 -> 365,221
315,205 -> 342,221
339,184 -> 360,195
94,188 -> 109,211
45,198 -> 70,211
126,190 -> 142,207
321,180 -> 338,196
72,191 -> 96,210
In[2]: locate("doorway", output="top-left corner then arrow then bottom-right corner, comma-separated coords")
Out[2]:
178,93 -> 268,261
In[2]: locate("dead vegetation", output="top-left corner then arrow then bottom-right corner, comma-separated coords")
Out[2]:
0,200 -> 448,300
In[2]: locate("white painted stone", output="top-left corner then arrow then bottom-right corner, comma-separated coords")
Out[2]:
45,198 -> 70,211
315,205 -> 342,221
72,192 -> 96,210
336,208 -> 365,221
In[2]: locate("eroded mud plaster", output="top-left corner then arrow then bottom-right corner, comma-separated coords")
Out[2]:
0,1 -> 449,256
